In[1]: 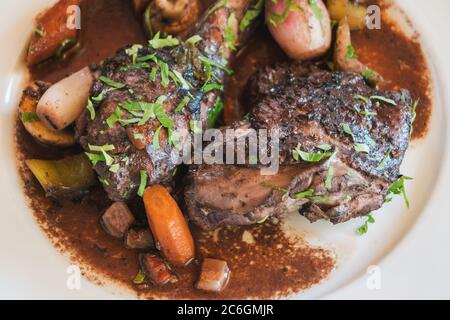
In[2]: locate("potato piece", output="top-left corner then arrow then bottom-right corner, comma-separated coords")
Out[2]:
27,0 -> 79,66
266,0 -> 331,60
196,258 -> 231,292
327,0 -> 367,30
19,83 -> 75,147
25,154 -> 96,197
37,67 -> 94,131
347,3 -> 367,30
327,0 -> 349,21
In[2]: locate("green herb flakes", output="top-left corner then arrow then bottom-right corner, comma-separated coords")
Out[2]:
137,170 -> 148,197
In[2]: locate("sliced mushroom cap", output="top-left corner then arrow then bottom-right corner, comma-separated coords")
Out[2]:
144,0 -> 201,36
37,67 -> 94,131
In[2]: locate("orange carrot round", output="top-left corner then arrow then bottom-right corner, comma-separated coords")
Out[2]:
143,185 -> 195,266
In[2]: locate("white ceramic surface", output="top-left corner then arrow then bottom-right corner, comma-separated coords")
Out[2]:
0,0 -> 449,299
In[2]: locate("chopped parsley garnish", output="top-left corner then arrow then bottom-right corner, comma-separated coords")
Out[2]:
376,148 -> 391,170
98,177 -> 110,186
260,181 -> 288,193
361,69 -> 375,80
292,145 -> 333,162
133,133 -> 144,140
133,269 -> 146,285
292,188 -> 315,199
175,96 -> 190,113
99,76 -> 126,89
109,163 -> 120,173
88,144 -> 115,166
354,102 -> 377,116
203,83 -> 224,93
86,98 -> 95,120
35,25 -> 45,37
186,35 -> 202,45
357,214 -> 375,235
169,70 -> 191,90
386,175 -> 412,208
149,32 -> 179,49
345,45 -> 357,63
21,112 -> 40,123
85,152 -> 105,166
154,104 -> 173,129
125,44 -> 143,64
207,97 -> 224,127
55,38 -> 76,58
325,165 -> 334,189
199,55 -> 233,76
136,53 -> 157,63
152,125 -> 162,150
370,95 -> 397,106
239,0 -> 264,32
106,106 -> 123,128
137,170 -> 148,197
149,67 -> 158,81
119,62 -> 150,72
157,60 -> 170,88
92,87 -> 115,102
353,94 -> 369,104
225,13 -> 237,51
342,123 -> 355,139
354,143 -> 370,153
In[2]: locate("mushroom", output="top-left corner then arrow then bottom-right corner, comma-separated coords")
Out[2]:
143,0 -> 201,37
36,67 -> 94,131
334,17 -> 384,85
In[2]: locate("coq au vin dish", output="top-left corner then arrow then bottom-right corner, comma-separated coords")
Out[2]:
14,0 -> 432,298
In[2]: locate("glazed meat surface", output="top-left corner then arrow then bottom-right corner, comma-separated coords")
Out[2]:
186,62 -> 414,230
76,0 -> 253,201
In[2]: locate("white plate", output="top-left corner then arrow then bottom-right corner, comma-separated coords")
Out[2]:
0,0 -> 449,299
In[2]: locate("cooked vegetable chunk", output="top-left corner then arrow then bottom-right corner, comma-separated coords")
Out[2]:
143,185 -> 195,266
37,67 -> 94,131
266,0 -> 331,60
139,253 -> 175,286
25,154 -> 96,197
27,0 -> 80,66
19,83 -> 75,146
196,258 -> 230,292
327,0 -> 367,30
125,228 -> 154,249
101,202 -> 135,238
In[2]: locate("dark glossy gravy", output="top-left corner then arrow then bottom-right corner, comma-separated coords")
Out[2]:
17,0 -> 431,299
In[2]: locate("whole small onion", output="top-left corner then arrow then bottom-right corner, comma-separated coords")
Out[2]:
266,0 -> 331,60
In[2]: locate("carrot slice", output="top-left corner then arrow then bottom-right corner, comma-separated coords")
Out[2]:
143,185 -> 195,266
